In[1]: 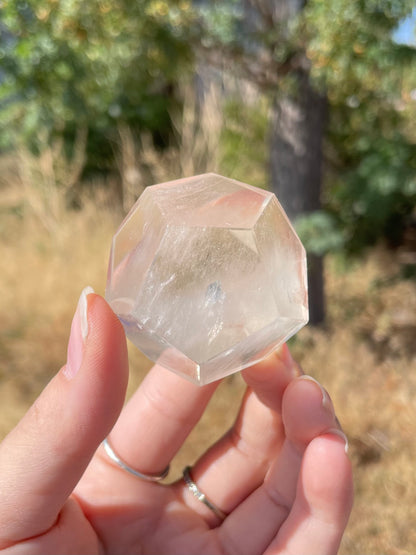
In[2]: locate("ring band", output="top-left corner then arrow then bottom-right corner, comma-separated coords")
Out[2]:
102,438 -> 170,482
183,466 -> 227,521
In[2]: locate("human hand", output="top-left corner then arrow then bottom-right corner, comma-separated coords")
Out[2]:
0,288 -> 353,555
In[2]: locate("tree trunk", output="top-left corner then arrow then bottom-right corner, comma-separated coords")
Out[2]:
269,70 -> 327,325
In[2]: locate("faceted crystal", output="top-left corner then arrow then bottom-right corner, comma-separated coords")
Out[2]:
106,173 -> 308,385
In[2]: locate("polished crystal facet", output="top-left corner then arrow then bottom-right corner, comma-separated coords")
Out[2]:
106,173 -> 308,385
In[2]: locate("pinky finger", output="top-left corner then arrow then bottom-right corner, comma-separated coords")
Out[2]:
266,433 -> 353,555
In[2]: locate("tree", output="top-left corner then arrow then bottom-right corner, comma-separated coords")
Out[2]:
195,0 -> 329,323
195,0 -> 416,323
2,0 -> 416,323
250,0 -> 328,324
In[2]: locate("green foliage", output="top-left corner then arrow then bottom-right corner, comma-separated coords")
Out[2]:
0,0 -> 194,166
1,0 -> 416,258
329,132 -> 416,251
195,0 -> 243,46
294,211 -> 345,256
304,0 -> 415,100
303,0 -> 416,254
196,0 -> 416,255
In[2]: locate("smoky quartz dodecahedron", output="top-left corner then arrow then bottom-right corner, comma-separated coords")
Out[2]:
106,173 -> 308,385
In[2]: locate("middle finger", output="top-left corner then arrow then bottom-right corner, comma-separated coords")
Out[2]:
104,363 -> 219,479
177,346 -> 297,524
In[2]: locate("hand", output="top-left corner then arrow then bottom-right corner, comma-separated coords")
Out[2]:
0,289 -> 353,555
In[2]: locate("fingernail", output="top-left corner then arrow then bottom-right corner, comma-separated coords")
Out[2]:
327,428 -> 349,454
299,375 -> 332,411
63,286 -> 94,379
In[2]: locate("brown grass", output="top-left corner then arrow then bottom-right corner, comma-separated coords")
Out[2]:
1,160 -> 416,554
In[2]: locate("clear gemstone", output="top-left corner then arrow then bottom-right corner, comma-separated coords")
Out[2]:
106,173 -> 308,385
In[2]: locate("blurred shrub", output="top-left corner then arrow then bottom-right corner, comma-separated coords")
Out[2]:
328,129 -> 416,253
303,0 -> 416,254
0,0 -> 195,170
294,211 -> 345,256
2,0 -> 416,259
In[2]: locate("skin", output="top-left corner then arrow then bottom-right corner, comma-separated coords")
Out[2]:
0,293 -> 353,555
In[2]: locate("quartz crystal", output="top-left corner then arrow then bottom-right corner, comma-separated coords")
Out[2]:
106,173 -> 308,385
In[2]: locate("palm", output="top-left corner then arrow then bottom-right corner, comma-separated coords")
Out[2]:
74,360 -> 351,555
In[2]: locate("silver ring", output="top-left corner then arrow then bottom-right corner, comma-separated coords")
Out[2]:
183,466 -> 227,521
102,438 -> 170,482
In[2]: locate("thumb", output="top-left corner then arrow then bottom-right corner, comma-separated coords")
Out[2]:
0,288 -> 128,548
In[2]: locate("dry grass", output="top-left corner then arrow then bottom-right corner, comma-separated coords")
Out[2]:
296,253 -> 416,554
115,82 -> 224,213
1,161 -> 416,554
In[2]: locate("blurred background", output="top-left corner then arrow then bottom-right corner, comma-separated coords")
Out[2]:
1,0 -> 416,552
